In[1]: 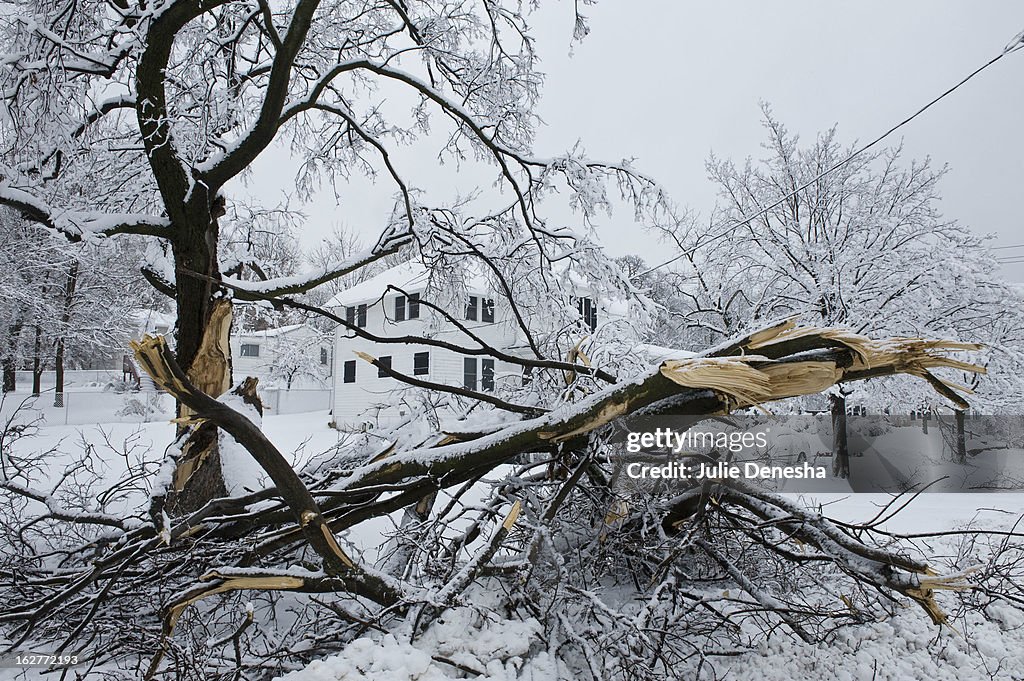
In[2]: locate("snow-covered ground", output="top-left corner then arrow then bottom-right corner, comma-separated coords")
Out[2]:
271,491 -> 1024,681
4,411 -> 1024,680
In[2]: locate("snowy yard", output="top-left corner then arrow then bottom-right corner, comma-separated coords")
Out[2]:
4,1 -> 1024,678
4,410 -> 1024,680
274,491 -> 1024,681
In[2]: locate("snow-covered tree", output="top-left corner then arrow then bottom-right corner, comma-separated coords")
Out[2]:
0,209 -> 150,395
0,0 -> 671,504
262,330 -> 329,389
652,107 -> 1024,471
0,7 -> 1012,681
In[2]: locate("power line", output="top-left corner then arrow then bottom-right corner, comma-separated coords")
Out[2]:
992,243 -> 1024,250
636,29 -> 1024,279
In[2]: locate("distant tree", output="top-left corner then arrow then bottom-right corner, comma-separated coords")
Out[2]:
655,106 -> 1024,473
263,331 -> 330,389
0,209 -> 148,396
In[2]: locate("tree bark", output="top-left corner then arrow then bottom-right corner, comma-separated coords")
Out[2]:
831,392 -> 850,478
1,361 -> 13,393
2,321 -> 22,393
955,409 -> 967,464
54,261 -> 79,406
31,325 -> 42,396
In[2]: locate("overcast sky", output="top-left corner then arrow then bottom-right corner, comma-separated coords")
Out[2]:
232,1 -> 1024,280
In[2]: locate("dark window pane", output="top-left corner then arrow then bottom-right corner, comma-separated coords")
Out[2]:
346,306 -> 356,325
343,360 -> 356,383
320,348 -> 329,365
466,296 -> 478,321
357,304 -> 367,327
577,297 -> 597,331
463,357 -> 477,390
481,359 -> 495,391
522,366 -> 533,386
377,356 -> 392,378
481,298 -> 494,323
413,352 -> 429,376
408,293 -> 420,319
395,295 -> 406,322
240,343 -> 259,357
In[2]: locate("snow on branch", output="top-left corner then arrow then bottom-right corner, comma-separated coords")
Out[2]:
0,183 -> 170,239
309,318 -> 984,507
224,226 -> 413,297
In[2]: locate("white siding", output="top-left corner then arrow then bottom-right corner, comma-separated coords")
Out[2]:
231,325 -> 332,389
332,293 -> 525,428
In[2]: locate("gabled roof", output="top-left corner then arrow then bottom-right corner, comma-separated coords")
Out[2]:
324,258 -> 629,313
326,260 -> 492,308
233,323 -> 309,338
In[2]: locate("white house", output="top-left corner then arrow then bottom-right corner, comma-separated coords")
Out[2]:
328,261 -> 609,429
231,323 -> 333,389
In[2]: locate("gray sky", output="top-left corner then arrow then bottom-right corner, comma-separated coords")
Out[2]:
232,1 -> 1024,280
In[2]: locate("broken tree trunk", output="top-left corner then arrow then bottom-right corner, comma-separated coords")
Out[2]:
115,319 -> 987,669
162,298 -> 234,515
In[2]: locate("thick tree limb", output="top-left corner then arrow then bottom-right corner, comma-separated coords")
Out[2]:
130,334 -> 399,598
0,185 -> 171,239
224,229 -> 412,298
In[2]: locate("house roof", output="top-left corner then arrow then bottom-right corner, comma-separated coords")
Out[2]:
325,258 -> 629,314
326,260 -> 493,308
127,308 -> 176,333
233,323 -> 308,339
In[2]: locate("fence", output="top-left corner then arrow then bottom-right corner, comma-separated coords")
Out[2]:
263,389 -> 333,415
0,388 -> 333,426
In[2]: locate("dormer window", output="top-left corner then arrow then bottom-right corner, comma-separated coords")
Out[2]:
466,296 -> 494,323
395,293 -> 421,322
346,304 -> 367,328
578,297 -> 597,332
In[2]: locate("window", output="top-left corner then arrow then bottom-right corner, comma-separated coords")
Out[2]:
413,352 -> 429,376
394,295 -> 406,322
343,360 -> 356,383
522,366 -> 533,386
578,297 -> 597,331
466,296 -> 478,321
377,355 -> 392,378
481,298 -> 495,323
320,347 -> 329,366
481,359 -> 495,392
408,293 -> 420,319
240,343 -> 259,357
463,357 -> 477,390
345,304 -> 368,328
